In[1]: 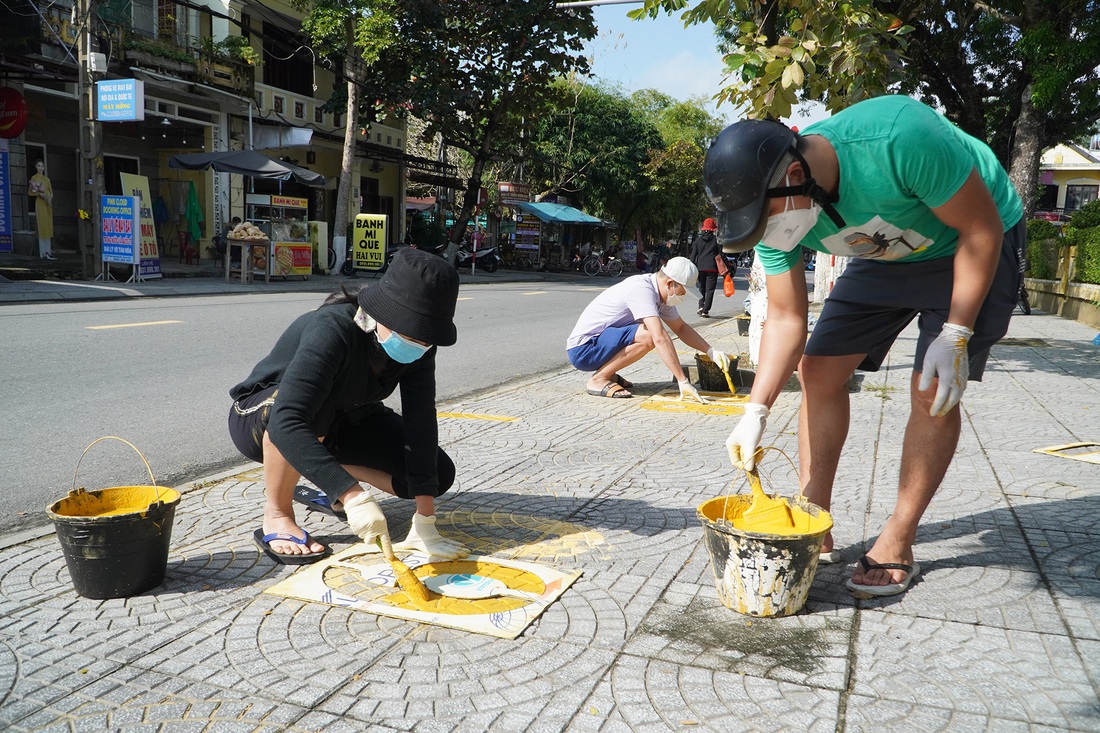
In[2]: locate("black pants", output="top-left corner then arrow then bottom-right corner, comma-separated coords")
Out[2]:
696,271 -> 719,313
228,385 -> 455,501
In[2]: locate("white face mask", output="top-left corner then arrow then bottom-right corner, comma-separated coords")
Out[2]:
762,176 -> 821,252
665,281 -> 685,306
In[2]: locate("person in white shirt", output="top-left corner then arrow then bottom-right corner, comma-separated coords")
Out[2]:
566,257 -> 731,400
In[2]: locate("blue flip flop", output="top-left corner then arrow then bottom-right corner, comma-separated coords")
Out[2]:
293,485 -> 347,520
253,528 -> 331,565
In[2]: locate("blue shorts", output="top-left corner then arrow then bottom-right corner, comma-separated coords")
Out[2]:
805,218 -> 1025,380
567,324 -> 640,371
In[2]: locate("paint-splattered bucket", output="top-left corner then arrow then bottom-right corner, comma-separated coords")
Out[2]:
697,495 -> 832,617
695,354 -> 739,392
46,437 -> 181,600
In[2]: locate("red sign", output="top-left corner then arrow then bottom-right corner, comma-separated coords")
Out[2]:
0,88 -> 28,139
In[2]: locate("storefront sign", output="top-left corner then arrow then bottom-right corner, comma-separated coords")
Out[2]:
119,173 -> 162,278
96,79 -> 145,122
273,243 -> 312,276
0,139 -> 11,252
352,214 -> 388,271
100,195 -> 139,264
0,88 -> 27,139
272,195 -> 308,209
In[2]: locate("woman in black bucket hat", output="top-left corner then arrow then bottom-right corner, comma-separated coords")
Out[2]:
228,248 -> 468,564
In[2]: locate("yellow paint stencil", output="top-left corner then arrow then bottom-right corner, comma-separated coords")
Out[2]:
640,390 -> 749,415
437,412 -> 519,422
265,545 -> 581,639
1033,443 -> 1100,465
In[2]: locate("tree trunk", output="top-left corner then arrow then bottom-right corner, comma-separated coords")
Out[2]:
332,18 -> 360,274
1008,81 -> 1044,218
445,155 -> 487,265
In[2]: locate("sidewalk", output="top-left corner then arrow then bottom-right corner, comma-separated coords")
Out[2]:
0,252 -> 555,304
1,307 -> 1098,731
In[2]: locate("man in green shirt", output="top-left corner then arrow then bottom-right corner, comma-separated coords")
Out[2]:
703,95 -> 1024,597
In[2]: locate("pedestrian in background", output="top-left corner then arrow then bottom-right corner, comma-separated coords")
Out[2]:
704,95 -> 1024,598
689,217 -> 721,317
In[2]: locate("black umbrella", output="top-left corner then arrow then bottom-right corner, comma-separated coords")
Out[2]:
167,150 -> 326,187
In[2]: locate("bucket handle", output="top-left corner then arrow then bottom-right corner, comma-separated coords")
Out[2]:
72,436 -> 162,503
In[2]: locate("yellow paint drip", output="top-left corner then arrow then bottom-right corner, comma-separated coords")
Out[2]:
388,558 -> 432,604
50,486 -> 181,518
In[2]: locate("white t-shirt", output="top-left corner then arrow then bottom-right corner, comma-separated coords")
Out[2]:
566,274 -> 679,349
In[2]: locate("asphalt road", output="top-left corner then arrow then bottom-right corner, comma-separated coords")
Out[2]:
3,276 -> 745,536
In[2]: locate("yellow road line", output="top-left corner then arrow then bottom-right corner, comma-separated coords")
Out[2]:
457,296 -> 475,301
86,320 -> 183,330
522,291 -> 548,296
437,412 -> 519,422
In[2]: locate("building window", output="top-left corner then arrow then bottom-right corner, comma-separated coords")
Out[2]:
274,96 -> 285,114
294,101 -> 305,119
1066,184 -> 1099,211
315,108 -> 324,124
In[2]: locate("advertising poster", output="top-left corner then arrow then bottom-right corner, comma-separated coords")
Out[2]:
0,139 -> 11,252
352,214 -> 387,271
100,195 -> 139,264
272,243 -> 312,276
119,173 -> 162,279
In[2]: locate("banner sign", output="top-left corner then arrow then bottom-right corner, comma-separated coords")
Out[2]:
0,139 -> 11,252
0,88 -> 28,139
100,195 -> 139,264
497,182 -> 530,207
96,79 -> 145,122
119,173 -> 162,278
352,214 -> 387,271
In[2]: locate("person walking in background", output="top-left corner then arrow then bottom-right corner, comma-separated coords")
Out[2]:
690,218 -> 721,317
228,248 -> 469,564
566,257 -> 731,401
704,95 -> 1024,598
28,160 -> 54,260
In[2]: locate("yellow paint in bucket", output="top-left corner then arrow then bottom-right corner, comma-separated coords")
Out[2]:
51,485 -> 181,518
697,495 -> 832,617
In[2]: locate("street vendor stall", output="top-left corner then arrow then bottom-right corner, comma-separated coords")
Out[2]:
244,194 -> 311,280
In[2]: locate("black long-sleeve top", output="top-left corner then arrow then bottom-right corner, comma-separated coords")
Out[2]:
229,302 -> 441,498
690,232 -> 721,273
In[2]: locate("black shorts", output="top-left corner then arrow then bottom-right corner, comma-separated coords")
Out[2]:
227,385 -> 455,499
805,218 -> 1025,380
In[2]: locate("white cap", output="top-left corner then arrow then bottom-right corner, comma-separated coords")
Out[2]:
660,256 -> 699,294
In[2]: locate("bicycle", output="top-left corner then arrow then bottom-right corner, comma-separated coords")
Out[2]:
582,252 -> 623,277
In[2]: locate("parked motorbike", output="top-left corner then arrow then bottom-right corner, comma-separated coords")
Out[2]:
455,243 -> 501,273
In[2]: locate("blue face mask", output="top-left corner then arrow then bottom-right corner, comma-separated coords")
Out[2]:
378,330 -> 431,363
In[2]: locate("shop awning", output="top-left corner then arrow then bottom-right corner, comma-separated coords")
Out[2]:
167,150 -> 326,187
513,201 -> 604,225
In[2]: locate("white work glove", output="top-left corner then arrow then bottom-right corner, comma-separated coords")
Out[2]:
344,491 -> 390,547
678,379 -> 708,403
707,348 -> 731,372
918,323 -> 973,417
394,514 -> 469,560
726,403 -> 770,470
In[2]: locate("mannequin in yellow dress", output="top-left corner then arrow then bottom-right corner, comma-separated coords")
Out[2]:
28,160 -> 54,260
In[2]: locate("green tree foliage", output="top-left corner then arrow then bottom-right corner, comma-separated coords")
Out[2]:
525,79 -> 661,226
1025,219 -> 1061,280
363,0 -> 596,250
640,139 -> 712,249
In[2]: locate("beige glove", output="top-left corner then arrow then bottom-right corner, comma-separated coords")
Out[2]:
707,347 -> 731,372
344,491 -> 390,546
678,379 -> 708,403
394,514 -> 469,560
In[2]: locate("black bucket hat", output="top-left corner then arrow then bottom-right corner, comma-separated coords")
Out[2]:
358,248 -> 459,346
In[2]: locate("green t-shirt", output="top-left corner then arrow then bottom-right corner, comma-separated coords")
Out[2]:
757,95 -> 1023,275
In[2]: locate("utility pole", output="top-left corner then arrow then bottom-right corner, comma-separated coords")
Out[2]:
76,0 -> 105,279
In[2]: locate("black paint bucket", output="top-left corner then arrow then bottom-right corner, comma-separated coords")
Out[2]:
46,438 -> 181,600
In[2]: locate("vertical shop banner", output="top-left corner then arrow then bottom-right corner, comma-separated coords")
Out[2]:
119,173 -> 162,279
0,139 -> 11,252
100,196 -> 139,264
352,214 -> 387,271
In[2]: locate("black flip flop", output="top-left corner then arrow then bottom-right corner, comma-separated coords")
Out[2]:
612,374 -> 634,389
293,485 -> 347,520
253,528 -> 331,565
586,382 -> 632,398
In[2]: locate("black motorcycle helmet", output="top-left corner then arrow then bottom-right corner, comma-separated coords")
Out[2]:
703,118 -> 843,253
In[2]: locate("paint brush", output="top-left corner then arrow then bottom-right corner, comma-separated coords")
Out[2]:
740,448 -> 795,533
376,536 -> 433,603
